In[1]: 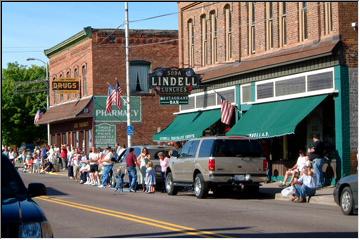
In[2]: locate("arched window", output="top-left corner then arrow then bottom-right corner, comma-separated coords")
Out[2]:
59,73 -> 63,102
248,2 -> 256,54
187,19 -> 194,67
200,14 -> 207,66
299,2 -> 308,41
279,2 -> 287,47
73,67 -> 79,99
324,2 -> 333,35
82,64 -> 88,96
210,10 -> 217,64
265,2 -> 274,50
224,5 -> 232,61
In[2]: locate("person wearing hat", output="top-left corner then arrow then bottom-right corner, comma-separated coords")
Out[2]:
291,161 -> 317,203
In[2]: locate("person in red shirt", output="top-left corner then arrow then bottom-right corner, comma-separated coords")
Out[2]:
60,145 -> 68,171
126,148 -> 137,192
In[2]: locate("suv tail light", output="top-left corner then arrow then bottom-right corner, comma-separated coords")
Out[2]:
208,157 -> 216,171
263,159 -> 268,171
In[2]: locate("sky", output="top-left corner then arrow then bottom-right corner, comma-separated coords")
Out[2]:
2,2 -> 178,69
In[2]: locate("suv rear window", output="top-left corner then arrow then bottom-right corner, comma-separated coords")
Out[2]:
212,139 -> 263,157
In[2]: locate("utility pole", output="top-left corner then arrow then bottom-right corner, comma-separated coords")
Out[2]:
125,2 -> 131,147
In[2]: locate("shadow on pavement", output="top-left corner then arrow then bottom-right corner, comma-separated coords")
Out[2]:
100,226 -> 357,238
46,187 -> 68,196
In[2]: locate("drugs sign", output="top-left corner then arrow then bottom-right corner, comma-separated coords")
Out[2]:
52,78 -> 80,93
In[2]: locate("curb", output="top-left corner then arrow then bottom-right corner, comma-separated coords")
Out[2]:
275,193 -> 337,207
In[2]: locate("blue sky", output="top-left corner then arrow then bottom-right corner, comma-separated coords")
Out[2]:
2,2 -> 178,68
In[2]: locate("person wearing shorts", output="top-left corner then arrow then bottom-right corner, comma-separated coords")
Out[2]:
88,147 -> 100,185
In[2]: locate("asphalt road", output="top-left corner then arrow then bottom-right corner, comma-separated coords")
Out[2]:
21,172 -> 358,238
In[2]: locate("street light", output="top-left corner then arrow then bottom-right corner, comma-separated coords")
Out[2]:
27,57 -> 51,146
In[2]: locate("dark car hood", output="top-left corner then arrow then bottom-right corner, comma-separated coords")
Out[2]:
2,197 -> 46,223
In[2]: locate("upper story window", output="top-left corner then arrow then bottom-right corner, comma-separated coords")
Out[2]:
82,64 -> 88,96
200,14 -> 207,66
52,75 -> 57,104
130,60 -> 151,93
73,67 -> 79,99
299,2 -> 308,41
187,19 -> 194,67
58,73 -> 63,102
279,2 -> 287,47
324,2 -> 333,35
66,70 -> 71,78
224,5 -> 232,61
265,2 -> 274,50
210,11 -> 217,64
248,2 -> 256,54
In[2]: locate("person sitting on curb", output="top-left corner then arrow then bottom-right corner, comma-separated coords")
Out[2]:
279,149 -> 307,187
291,161 -> 317,203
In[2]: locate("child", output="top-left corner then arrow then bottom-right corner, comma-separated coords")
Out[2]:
145,161 -> 156,193
114,166 -> 126,192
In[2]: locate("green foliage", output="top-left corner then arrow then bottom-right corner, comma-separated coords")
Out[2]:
2,62 -> 47,146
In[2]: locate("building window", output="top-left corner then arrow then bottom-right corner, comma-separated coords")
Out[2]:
224,5 -> 232,61
324,2 -> 333,35
52,76 -> 57,104
59,73 -> 63,102
275,77 -> 306,97
241,85 -> 252,103
130,60 -> 150,93
279,2 -> 287,47
265,2 -> 274,50
187,19 -> 194,67
299,2 -> 308,41
248,2 -> 256,54
210,11 -> 217,64
200,15 -> 207,66
180,96 -> 195,111
73,67 -> 79,99
82,64 -> 88,96
257,82 -> 274,100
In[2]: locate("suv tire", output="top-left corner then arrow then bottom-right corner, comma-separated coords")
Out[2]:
340,186 -> 354,215
194,173 -> 208,199
166,172 -> 178,195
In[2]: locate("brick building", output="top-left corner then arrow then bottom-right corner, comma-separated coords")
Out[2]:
155,2 -> 357,180
38,27 -> 179,152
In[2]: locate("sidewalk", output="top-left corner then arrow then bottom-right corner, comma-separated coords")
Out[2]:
262,182 -> 337,207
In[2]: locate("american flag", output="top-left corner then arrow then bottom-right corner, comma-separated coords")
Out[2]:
106,84 -> 116,113
219,94 -> 235,125
34,110 -> 43,126
115,81 -> 123,110
106,82 -> 123,113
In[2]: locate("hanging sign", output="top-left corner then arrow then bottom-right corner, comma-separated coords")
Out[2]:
52,78 -> 80,94
148,68 -> 201,105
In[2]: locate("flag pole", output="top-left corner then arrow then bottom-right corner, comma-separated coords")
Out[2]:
125,2 -> 131,147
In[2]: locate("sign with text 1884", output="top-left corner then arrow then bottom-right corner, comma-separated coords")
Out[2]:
148,68 -> 201,105
52,78 -> 80,94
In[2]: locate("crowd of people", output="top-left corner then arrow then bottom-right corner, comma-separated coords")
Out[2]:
2,143 -> 170,194
279,134 -> 327,203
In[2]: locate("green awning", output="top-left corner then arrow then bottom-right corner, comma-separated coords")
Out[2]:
227,95 -> 327,139
153,109 -> 220,141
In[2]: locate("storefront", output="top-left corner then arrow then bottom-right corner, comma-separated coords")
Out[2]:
154,39 -> 352,181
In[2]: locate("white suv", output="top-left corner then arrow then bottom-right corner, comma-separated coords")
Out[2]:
166,136 -> 268,198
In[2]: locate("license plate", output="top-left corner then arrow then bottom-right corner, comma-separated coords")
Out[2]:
234,175 -> 245,181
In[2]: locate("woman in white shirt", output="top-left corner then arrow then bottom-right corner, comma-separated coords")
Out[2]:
280,150 -> 307,187
291,162 -> 317,203
137,148 -> 150,192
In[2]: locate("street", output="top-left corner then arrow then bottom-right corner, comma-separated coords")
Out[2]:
22,172 -> 358,238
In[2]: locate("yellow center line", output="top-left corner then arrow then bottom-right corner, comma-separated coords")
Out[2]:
37,196 -> 229,238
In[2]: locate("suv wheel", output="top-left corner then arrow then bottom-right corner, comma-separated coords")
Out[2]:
166,172 -> 177,195
340,186 -> 354,215
194,173 -> 208,199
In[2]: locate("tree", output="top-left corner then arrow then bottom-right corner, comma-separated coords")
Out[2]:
2,62 -> 47,146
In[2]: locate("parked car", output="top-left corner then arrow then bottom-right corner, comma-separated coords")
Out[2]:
114,145 -> 174,188
1,154 -> 53,238
165,136 -> 268,199
333,174 -> 358,215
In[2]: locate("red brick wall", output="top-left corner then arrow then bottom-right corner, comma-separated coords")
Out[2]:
48,39 -> 93,106
179,2 -> 347,72
338,2 -> 358,68
47,28 -> 179,147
